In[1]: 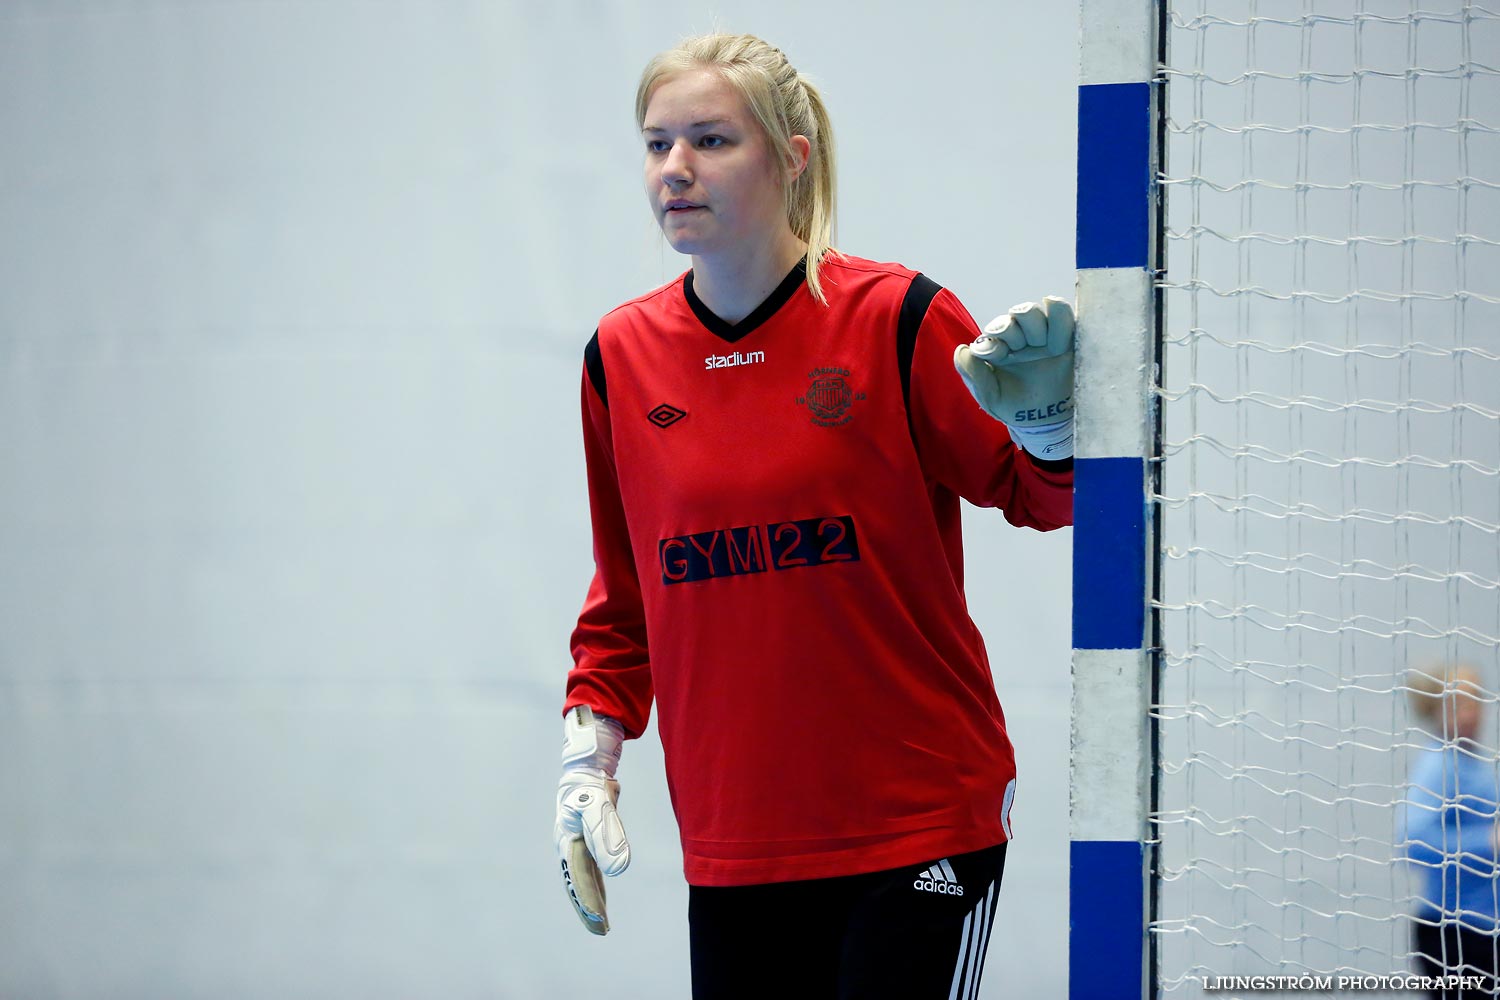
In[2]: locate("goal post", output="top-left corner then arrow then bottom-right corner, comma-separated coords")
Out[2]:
1073,1 -> 1500,996
1071,2 -> 1163,999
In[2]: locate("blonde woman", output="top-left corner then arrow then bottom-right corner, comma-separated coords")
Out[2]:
554,33 -> 1075,998
1402,663 -> 1500,998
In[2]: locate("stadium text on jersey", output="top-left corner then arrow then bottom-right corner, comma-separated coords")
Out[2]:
704,349 -> 766,370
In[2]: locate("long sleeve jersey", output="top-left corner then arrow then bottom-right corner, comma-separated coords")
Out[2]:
563,252 -> 1073,887
1401,736 -> 1500,931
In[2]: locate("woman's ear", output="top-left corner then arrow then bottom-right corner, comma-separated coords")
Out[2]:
787,135 -> 811,182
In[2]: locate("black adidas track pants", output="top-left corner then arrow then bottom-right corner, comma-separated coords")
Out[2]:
688,841 -> 1007,1000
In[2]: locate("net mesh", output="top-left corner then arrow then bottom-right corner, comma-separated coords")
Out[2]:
1154,0 -> 1500,993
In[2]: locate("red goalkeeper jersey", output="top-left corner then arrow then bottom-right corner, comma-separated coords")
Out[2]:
563,252 -> 1073,887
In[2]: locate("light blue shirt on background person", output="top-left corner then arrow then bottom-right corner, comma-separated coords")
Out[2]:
1401,734 -> 1500,932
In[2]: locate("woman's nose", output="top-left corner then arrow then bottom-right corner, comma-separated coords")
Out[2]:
661,141 -> 692,186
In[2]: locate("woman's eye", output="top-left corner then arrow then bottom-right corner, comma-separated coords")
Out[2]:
647,139 -> 668,153
700,135 -> 725,148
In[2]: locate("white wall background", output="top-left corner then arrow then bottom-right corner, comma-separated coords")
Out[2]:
0,2 -> 1078,997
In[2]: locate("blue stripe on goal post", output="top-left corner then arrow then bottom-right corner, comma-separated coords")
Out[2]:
1071,456 -> 1146,650
1071,2 -> 1161,999
1070,841 -> 1148,997
1075,82 -> 1151,271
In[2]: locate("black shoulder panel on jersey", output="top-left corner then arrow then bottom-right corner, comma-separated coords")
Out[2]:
584,329 -> 607,409
897,273 -> 942,445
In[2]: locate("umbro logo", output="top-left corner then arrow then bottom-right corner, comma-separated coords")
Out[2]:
648,404 -> 687,428
913,858 -> 964,896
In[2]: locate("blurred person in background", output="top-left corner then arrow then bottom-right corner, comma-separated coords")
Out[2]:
1402,662 -> 1500,999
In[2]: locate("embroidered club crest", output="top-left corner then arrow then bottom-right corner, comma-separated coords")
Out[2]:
797,366 -> 865,427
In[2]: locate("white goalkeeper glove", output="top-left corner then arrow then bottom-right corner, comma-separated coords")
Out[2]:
555,705 -> 631,936
953,296 -> 1075,460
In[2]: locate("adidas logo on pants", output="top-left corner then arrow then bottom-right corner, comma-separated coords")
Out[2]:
912,857 -> 965,895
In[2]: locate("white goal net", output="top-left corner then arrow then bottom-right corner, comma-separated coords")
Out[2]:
1154,0 -> 1500,992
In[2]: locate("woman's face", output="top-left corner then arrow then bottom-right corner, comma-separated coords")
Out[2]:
1450,687 -> 1484,740
641,69 -> 790,259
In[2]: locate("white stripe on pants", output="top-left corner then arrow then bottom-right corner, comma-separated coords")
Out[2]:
947,878 -> 997,999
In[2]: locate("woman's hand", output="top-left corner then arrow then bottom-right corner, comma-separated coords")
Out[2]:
953,296 -> 1076,460
555,706 -> 632,935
